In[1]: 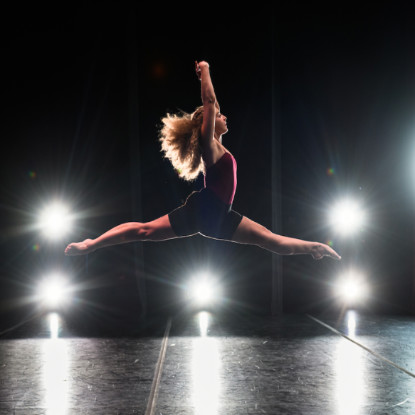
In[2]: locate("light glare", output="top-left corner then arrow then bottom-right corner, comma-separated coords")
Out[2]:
336,270 -> 368,303
188,273 -> 220,307
38,275 -> 71,308
39,202 -> 72,239
330,199 -> 365,235
194,281 -> 214,304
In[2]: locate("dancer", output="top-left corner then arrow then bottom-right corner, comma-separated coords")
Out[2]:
65,61 -> 340,261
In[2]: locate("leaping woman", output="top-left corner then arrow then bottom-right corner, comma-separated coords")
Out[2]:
65,61 -> 341,261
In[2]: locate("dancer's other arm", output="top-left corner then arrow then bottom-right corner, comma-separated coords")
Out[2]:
197,60 -> 216,142
195,60 -> 222,164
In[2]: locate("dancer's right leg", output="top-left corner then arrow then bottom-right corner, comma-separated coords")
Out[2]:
231,216 -> 341,260
64,215 -> 182,256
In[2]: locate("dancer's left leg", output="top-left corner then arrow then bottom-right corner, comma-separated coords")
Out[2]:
231,216 -> 341,260
64,214 -> 185,256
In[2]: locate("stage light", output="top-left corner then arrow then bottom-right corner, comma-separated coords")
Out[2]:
194,280 -> 214,304
335,270 -> 368,304
329,198 -> 366,236
187,272 -> 221,307
340,280 -> 360,301
37,274 -> 72,309
38,202 -> 73,240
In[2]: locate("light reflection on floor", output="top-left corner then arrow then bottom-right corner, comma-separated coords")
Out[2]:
42,313 -> 70,415
335,310 -> 366,415
1,310 -> 414,413
345,310 -> 357,338
192,311 -> 221,415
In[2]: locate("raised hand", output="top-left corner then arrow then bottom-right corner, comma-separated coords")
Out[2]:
195,60 -> 209,80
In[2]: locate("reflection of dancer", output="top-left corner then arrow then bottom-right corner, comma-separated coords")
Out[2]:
65,61 -> 340,261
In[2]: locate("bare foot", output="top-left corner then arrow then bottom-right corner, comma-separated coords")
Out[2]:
311,243 -> 341,261
64,239 -> 95,256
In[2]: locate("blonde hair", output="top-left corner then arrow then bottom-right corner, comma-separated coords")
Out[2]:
159,106 -> 205,181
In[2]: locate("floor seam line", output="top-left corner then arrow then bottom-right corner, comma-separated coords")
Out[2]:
145,317 -> 172,415
307,314 -> 415,379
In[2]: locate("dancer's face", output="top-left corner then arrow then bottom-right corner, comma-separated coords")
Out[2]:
215,109 -> 228,136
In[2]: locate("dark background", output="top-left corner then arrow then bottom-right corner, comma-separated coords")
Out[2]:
1,2 -> 414,331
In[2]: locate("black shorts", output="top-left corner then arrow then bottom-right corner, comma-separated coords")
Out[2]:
168,188 -> 243,240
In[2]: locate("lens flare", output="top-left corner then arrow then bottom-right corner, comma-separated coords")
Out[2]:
187,272 -> 221,307
38,202 -> 72,239
37,274 -> 72,309
335,270 -> 368,304
329,199 -> 366,236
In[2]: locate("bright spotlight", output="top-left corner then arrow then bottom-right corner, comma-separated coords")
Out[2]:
329,199 -> 366,236
187,273 -> 221,307
37,274 -> 72,309
340,280 -> 361,301
193,280 -> 214,304
38,202 -> 72,239
335,270 -> 368,304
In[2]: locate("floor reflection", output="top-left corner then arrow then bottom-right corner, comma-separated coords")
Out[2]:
335,312 -> 366,415
42,313 -> 70,415
2,309 -> 414,413
345,310 -> 357,338
192,311 -> 221,415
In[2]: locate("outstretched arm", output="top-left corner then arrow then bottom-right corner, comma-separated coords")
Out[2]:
196,60 -> 217,105
195,61 -> 218,150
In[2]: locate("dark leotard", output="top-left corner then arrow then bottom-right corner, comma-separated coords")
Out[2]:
204,152 -> 237,205
168,151 -> 243,240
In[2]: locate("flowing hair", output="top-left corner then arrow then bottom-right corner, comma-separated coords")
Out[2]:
159,106 -> 205,181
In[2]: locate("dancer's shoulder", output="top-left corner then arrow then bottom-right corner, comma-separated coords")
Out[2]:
202,141 -> 226,169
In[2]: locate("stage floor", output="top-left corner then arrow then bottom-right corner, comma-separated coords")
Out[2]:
0,309 -> 414,414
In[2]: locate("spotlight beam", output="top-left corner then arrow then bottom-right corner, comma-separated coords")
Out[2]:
329,198 -> 366,236
37,274 -> 72,309
186,272 -> 221,308
38,202 -> 73,240
335,269 -> 368,304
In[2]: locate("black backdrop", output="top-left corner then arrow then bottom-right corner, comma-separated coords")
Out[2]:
1,3 -> 414,329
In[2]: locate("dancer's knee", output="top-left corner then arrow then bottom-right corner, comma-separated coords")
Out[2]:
136,215 -> 176,241
135,223 -> 152,240
233,217 -> 271,246
234,218 -> 294,255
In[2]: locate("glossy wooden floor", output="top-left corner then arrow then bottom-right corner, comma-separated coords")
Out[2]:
0,308 -> 414,414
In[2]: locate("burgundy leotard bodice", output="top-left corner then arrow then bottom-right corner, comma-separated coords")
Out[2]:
204,152 -> 237,205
